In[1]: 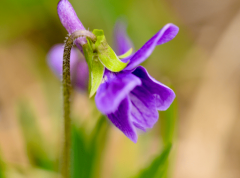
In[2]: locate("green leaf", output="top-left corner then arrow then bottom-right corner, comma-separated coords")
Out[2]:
160,94 -> 178,146
71,126 -> 89,178
159,92 -> 178,178
71,115 -> 109,178
93,29 -> 128,72
118,48 -> 133,59
134,144 -> 172,178
83,42 -> 105,98
89,115 -> 109,178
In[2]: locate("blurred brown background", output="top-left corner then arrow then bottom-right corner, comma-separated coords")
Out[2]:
0,0 -> 240,177
170,0 -> 240,178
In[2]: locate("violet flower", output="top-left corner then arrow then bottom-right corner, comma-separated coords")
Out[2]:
56,0 -> 179,143
96,23 -> 178,143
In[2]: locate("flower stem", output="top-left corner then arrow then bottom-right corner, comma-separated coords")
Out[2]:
61,36 -> 74,178
60,30 -> 96,178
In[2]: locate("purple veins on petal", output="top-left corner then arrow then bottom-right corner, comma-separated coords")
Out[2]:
95,70 -> 141,114
132,66 -> 175,111
129,85 -> 159,131
125,23 -> 179,70
95,67 -> 175,142
107,97 -> 138,143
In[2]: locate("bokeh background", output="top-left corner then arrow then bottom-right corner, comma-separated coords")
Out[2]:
1,0 -> 240,177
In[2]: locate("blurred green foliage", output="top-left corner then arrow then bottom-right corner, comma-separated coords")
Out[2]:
17,101 -> 177,178
160,97 -> 178,146
71,115 -> 109,178
0,157 -> 5,178
159,98 -> 178,178
135,144 -> 172,178
18,101 -> 56,171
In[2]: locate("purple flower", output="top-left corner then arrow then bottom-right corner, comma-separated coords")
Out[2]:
47,44 -> 88,91
56,0 -> 178,143
96,23 -> 178,143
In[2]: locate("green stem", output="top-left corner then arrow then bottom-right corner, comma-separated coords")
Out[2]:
61,36 -> 74,178
60,30 -> 96,178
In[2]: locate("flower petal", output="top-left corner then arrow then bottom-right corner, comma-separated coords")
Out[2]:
114,20 -> 134,56
47,44 -> 79,79
125,23 -> 179,70
95,70 -> 141,114
47,44 -> 88,90
157,23 -> 179,45
132,66 -> 175,111
129,85 -> 159,131
73,60 -> 89,91
107,97 -> 137,143
57,0 -> 85,33
57,0 -> 87,52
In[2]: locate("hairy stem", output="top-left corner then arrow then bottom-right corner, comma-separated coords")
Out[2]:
61,36 -> 73,178
60,30 -> 96,178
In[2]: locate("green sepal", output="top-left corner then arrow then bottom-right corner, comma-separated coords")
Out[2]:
118,48 -> 133,59
93,29 -> 128,72
83,41 -> 105,98
89,55 -> 105,97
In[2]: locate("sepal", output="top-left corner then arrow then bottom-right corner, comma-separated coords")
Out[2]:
82,41 -> 105,97
93,29 -> 128,72
118,48 -> 133,59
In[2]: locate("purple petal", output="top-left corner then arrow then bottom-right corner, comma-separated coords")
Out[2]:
114,20 -> 133,56
47,44 -> 79,79
57,0 -> 87,52
132,66 -> 175,111
57,0 -> 85,34
47,44 -> 88,90
95,70 -> 141,114
157,23 -> 179,45
73,60 -> 89,91
107,97 -> 137,143
125,23 -> 179,70
129,86 -> 159,131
